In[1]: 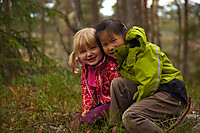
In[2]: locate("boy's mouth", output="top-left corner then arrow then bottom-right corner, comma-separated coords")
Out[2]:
110,52 -> 115,56
109,52 -> 117,58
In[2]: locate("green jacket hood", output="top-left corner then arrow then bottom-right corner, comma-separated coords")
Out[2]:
126,26 -> 147,52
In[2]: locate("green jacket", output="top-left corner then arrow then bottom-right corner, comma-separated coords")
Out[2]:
114,26 -> 184,102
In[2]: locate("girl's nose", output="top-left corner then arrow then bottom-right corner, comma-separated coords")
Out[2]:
87,51 -> 93,56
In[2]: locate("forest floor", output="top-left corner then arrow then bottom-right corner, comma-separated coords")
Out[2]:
0,68 -> 199,132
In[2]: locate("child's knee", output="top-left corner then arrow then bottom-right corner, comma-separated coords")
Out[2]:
122,110 -> 138,131
122,110 -> 136,124
111,77 -> 122,85
111,78 -> 123,91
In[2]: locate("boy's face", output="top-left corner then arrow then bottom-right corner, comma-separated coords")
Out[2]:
77,43 -> 103,66
99,31 -> 125,59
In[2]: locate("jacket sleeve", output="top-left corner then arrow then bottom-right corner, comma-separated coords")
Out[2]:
81,74 -> 93,114
108,60 -> 122,80
132,45 -> 162,102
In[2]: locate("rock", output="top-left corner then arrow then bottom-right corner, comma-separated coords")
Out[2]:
192,123 -> 200,133
185,114 -> 200,122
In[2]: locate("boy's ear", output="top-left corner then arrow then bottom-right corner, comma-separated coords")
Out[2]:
128,38 -> 140,48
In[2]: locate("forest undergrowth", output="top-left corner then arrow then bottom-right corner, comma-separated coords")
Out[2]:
0,68 -> 199,133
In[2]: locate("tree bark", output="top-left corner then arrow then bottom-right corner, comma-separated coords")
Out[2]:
175,0 -> 183,70
90,0 -> 99,27
150,0 -> 155,43
137,0 -> 143,27
143,0 -> 149,39
74,0 -> 83,27
126,0 -> 135,28
41,7 -> 45,54
155,0 -> 161,47
183,0 -> 189,79
117,0 -> 127,24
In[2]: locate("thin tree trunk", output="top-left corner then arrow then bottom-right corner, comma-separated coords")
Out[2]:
183,0 -> 189,79
27,23 -> 33,61
74,0 -> 83,27
117,0 -> 127,24
155,0 -> 161,47
137,0 -> 143,27
133,0 -> 139,26
126,0 -> 135,27
175,0 -> 182,70
3,0 -> 10,27
90,0 -> 99,27
150,0 -> 155,43
143,0 -> 149,39
41,8 -> 45,54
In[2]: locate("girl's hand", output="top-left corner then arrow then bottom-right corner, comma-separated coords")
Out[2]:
82,110 -> 89,117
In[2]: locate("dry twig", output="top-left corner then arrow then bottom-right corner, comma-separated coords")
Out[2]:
164,96 -> 191,133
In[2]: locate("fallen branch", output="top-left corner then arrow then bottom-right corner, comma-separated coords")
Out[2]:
164,96 -> 191,133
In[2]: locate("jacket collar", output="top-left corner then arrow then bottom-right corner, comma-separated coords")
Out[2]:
79,55 -> 106,69
114,26 -> 148,67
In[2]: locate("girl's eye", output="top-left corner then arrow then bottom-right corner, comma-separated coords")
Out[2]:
91,46 -> 96,49
80,50 -> 86,54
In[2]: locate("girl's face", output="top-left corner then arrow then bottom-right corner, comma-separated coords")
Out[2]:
77,43 -> 103,66
99,31 -> 125,59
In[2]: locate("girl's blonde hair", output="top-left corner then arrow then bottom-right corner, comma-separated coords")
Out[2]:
69,28 -> 98,73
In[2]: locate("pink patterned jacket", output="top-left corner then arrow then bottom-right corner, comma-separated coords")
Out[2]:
80,56 -> 122,114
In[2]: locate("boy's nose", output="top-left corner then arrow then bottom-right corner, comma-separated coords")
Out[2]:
109,46 -> 115,52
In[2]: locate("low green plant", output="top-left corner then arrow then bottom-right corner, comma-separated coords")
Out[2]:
0,67 -> 199,132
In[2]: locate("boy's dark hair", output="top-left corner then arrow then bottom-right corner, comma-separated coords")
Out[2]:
95,18 -> 127,51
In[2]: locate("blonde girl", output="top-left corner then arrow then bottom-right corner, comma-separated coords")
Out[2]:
68,28 -> 121,130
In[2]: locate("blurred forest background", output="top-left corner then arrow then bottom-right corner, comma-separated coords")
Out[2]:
0,0 -> 200,82
1,0 -> 200,132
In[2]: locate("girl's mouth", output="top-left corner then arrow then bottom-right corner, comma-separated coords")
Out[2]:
87,57 -> 96,62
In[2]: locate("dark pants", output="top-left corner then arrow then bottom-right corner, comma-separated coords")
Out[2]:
70,103 -> 110,130
110,78 -> 185,133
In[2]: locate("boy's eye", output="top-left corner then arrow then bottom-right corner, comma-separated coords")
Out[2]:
111,39 -> 116,43
102,43 -> 107,47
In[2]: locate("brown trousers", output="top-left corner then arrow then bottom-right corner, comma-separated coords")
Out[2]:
110,78 -> 185,133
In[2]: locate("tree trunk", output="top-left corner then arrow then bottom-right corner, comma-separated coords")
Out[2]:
27,23 -> 33,61
74,0 -> 83,27
155,0 -> 161,47
90,0 -> 99,27
3,0 -> 10,27
126,0 -> 135,28
143,0 -> 149,39
41,8 -> 45,54
175,0 -> 182,70
117,0 -> 127,24
133,0 -> 139,26
137,0 -> 143,27
183,0 -> 189,79
150,0 -> 155,43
